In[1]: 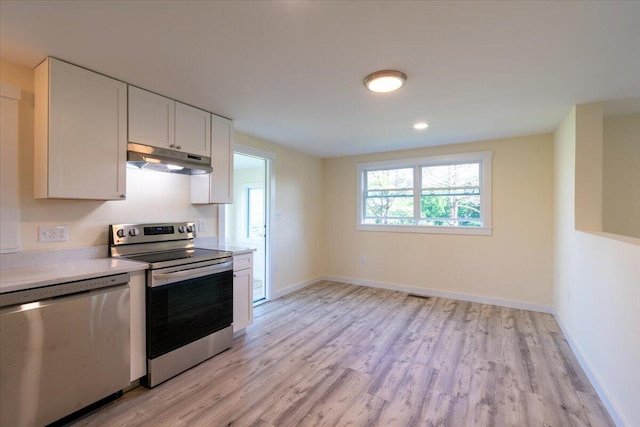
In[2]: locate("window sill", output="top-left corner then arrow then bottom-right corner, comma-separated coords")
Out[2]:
356,224 -> 493,236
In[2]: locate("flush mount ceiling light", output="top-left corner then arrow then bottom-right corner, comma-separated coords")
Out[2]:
364,70 -> 407,93
413,122 -> 429,130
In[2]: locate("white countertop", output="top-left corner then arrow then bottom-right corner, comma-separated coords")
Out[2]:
199,244 -> 256,255
0,243 -> 255,295
0,258 -> 148,294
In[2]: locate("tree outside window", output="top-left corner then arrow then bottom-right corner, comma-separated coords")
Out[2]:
421,163 -> 481,227
365,168 -> 414,225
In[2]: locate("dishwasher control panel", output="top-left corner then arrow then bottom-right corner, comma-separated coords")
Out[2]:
0,273 -> 130,308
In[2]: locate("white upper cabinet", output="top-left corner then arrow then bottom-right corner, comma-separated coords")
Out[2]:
128,86 -> 174,149
210,115 -> 233,203
128,86 -> 211,157
34,58 -> 127,200
191,114 -> 234,204
175,102 -> 211,157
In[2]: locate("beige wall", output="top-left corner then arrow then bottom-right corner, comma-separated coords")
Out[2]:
234,132 -> 325,295
603,113 -> 640,238
323,134 -> 555,308
574,103 -> 604,231
554,104 -> 640,427
0,59 -> 219,251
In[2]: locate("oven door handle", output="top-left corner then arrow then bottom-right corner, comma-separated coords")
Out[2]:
151,262 -> 233,287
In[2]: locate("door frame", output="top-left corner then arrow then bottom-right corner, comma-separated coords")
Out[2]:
218,143 -> 275,302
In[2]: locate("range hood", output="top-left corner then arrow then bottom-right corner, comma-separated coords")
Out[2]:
127,143 -> 212,175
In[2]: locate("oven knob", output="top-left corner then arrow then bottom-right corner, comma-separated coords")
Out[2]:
116,229 -> 126,238
178,226 -> 187,233
129,228 -> 140,236
186,225 -> 194,233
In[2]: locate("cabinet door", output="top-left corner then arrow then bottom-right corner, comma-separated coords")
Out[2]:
175,102 -> 211,157
233,268 -> 253,333
35,58 -> 127,200
128,86 -> 174,149
211,115 -> 233,203
190,114 -> 233,204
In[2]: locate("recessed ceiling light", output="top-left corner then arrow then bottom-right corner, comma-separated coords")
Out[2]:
364,70 -> 407,93
413,122 -> 429,130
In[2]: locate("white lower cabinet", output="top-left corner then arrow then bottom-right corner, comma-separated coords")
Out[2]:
129,270 -> 146,381
233,252 -> 254,336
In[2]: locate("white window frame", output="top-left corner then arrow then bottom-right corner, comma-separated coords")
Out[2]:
356,151 -> 492,236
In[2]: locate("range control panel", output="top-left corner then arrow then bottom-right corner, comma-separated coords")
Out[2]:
109,222 -> 196,246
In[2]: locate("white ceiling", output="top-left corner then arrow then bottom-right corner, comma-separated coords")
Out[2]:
1,1 -> 639,158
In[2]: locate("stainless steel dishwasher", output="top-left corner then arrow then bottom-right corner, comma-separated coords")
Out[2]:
0,273 -> 131,427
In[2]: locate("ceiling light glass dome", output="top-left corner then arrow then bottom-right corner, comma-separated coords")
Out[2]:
364,70 -> 407,93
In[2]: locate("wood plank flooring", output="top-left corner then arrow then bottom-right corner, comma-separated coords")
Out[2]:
74,281 -> 614,427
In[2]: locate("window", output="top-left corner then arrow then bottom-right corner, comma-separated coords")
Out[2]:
356,151 -> 492,235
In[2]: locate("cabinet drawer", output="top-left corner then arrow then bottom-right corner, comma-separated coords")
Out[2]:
233,253 -> 253,272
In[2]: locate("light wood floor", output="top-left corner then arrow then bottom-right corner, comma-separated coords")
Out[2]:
75,281 -> 614,426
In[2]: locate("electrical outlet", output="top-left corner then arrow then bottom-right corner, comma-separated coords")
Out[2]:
39,225 -> 68,242
198,220 -> 206,232
360,256 -> 366,264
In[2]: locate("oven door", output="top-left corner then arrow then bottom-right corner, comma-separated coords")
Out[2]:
146,260 -> 233,360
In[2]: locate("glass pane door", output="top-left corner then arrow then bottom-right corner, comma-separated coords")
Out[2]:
225,152 -> 268,303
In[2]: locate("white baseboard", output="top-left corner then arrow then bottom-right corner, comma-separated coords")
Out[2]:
553,310 -> 627,427
324,275 -> 553,314
271,274 -> 552,313
271,276 -> 326,300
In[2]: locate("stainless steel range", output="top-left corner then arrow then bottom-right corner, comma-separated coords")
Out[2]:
109,222 -> 233,388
